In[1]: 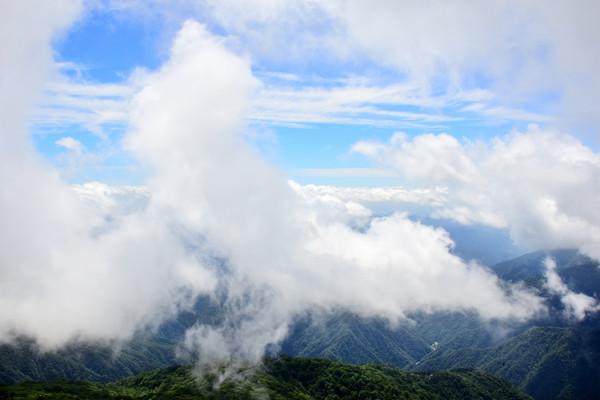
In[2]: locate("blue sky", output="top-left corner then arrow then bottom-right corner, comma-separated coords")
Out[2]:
29,2 -> 588,186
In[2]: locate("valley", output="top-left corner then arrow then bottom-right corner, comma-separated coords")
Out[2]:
2,250 -> 599,399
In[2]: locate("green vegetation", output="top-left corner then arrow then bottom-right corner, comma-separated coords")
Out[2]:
413,323 -> 600,400
0,357 -> 531,400
281,311 -> 494,368
0,337 -> 178,383
262,357 -> 531,400
491,249 -> 600,296
1,310 -> 490,385
281,313 -> 431,367
0,297 -> 222,384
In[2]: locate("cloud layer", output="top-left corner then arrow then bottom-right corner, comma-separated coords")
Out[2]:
0,2 -> 217,348
123,20 -> 544,363
352,127 -> 600,259
1,5 -> 545,363
4,2 -> 600,374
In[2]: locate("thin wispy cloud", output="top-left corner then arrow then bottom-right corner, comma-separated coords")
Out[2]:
33,69 -> 550,136
292,168 -> 399,179
32,73 -> 132,137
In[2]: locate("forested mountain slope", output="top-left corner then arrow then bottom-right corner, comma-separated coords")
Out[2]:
1,249 -> 598,400
0,357 -> 532,400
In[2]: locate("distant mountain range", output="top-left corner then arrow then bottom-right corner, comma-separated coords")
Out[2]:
1,249 -> 599,400
492,249 -> 600,297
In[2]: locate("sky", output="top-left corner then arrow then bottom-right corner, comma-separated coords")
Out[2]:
32,0 -> 592,186
2,0 -> 600,365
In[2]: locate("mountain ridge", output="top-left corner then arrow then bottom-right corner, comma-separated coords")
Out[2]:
0,356 -> 532,400
1,249 -> 599,400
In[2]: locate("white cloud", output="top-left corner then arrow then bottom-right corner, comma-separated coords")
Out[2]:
71,181 -> 149,218
479,106 -> 553,123
353,132 -> 480,184
250,80 -> 473,129
0,2 -> 217,349
56,136 -> 84,155
0,4 -> 546,365
544,257 -> 599,320
35,65 -> 542,135
325,0 -> 600,131
168,0 -> 599,136
292,182 -> 445,205
124,20 -> 544,364
5,2 -> 598,367
290,182 -> 447,220
353,127 -> 600,259
293,168 -> 398,178
34,1 -> 570,137
33,73 -> 132,137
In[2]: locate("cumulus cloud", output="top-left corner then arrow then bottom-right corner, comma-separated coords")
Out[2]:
0,1 -> 217,349
544,257 -> 599,320
290,181 -> 447,223
352,127 -> 600,259
72,181 -> 149,218
123,20 -> 544,364
292,182 -> 445,207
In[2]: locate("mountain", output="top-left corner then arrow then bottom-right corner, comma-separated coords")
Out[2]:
281,312 -> 430,367
0,311 -> 490,385
1,249 -> 598,400
0,297 -> 221,384
0,336 -> 178,384
279,249 -> 599,380
409,250 -> 600,400
413,319 -> 600,400
285,249 -> 600,400
491,249 -> 600,297
0,288 -> 496,385
281,311 -> 493,368
0,356 -> 532,400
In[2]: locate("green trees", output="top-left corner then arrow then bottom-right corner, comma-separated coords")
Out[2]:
0,357 -> 531,400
